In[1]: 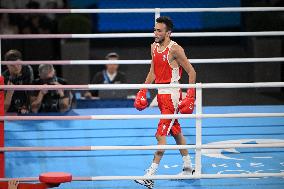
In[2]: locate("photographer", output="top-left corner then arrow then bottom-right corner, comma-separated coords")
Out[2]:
30,64 -> 72,113
2,49 -> 34,114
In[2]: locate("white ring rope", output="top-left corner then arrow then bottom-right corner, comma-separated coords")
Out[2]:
2,82 -> 284,91
1,143 -> 284,152
1,113 -> 284,121
0,173 -> 284,182
0,7 -> 284,13
1,31 -> 284,39
2,57 -> 284,65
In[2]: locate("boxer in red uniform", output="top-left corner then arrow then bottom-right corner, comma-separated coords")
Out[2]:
134,16 -> 196,189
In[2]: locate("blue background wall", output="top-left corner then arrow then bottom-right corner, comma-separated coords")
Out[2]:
69,0 -> 241,31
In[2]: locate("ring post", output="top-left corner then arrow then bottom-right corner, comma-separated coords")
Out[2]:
0,39 -> 1,74
154,8 -> 160,21
195,83 -> 202,177
0,38 -> 5,177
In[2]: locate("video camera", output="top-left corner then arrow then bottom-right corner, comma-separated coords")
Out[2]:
42,76 -> 59,97
42,76 -> 58,85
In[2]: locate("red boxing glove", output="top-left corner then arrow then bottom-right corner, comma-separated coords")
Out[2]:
178,88 -> 195,114
134,89 -> 148,111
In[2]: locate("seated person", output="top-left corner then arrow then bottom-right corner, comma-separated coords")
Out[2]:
84,52 -> 126,98
30,64 -> 72,113
2,49 -> 34,114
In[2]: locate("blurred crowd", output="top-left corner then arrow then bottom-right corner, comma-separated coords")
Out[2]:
0,0 -> 68,34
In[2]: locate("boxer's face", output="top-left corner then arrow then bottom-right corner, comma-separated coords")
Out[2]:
154,22 -> 171,44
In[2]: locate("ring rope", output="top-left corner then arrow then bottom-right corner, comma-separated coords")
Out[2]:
2,82 -> 284,91
0,7 -> 284,14
1,173 -> 284,182
2,57 -> 284,65
1,143 -> 284,152
1,31 -> 284,39
1,113 -> 284,121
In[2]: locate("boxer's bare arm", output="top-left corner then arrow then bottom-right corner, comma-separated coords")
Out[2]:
172,45 -> 196,84
144,44 -> 156,84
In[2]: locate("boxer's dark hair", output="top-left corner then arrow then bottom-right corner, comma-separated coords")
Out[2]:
156,16 -> 173,32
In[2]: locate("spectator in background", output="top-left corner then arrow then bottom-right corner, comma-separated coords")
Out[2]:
2,49 -> 34,114
0,0 -> 66,9
0,13 -> 19,34
0,0 -> 28,8
84,52 -> 126,98
45,0 -> 58,20
30,64 -> 72,113
20,0 -> 40,34
20,0 -> 55,34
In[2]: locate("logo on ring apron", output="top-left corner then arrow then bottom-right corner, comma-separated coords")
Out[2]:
202,139 -> 284,176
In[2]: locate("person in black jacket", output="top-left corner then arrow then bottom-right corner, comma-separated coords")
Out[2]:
84,52 -> 126,98
30,64 -> 72,113
2,49 -> 34,114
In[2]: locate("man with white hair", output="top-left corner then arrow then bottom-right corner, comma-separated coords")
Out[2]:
30,64 -> 72,113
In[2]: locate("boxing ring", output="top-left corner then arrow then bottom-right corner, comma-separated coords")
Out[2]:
1,6 -> 284,189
